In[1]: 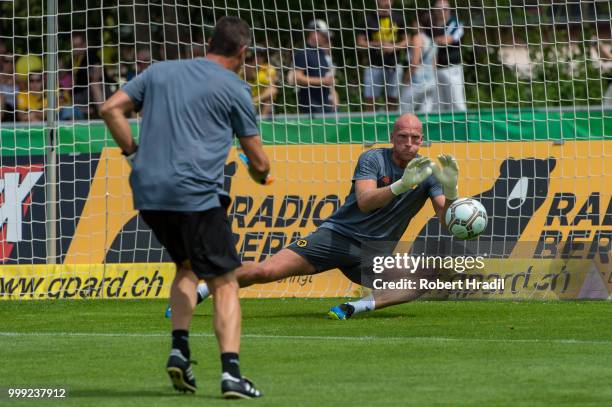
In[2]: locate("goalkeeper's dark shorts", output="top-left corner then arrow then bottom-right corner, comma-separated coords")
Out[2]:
286,227 -> 380,288
140,197 -> 241,280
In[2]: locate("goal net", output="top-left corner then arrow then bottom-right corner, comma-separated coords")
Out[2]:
0,0 -> 610,300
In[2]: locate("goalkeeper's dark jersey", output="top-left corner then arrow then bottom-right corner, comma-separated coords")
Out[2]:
319,148 -> 442,242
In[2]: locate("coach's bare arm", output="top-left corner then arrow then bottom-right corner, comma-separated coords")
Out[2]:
239,135 -> 271,183
100,90 -> 137,155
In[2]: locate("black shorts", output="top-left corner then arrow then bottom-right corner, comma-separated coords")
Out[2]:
286,227 -> 378,288
140,203 -> 241,280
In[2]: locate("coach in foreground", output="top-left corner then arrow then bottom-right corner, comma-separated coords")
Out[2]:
180,113 -> 459,320
101,17 -> 269,398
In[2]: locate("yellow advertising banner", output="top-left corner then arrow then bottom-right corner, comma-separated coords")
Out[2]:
1,140 -> 610,299
0,264 -> 358,300
428,258 -> 610,300
0,258 -> 607,300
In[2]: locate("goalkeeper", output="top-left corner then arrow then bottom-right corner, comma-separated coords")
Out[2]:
176,113 -> 459,320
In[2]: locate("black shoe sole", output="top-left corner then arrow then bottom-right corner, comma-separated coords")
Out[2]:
223,390 -> 255,399
167,366 -> 196,394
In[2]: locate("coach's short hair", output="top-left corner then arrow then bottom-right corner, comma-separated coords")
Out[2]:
208,16 -> 252,57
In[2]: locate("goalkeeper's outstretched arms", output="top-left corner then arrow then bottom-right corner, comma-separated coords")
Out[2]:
239,135 -> 271,185
356,156 -> 433,212
430,154 -> 459,228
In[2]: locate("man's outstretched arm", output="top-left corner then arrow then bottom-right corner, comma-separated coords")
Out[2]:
431,194 -> 450,228
354,179 -> 396,213
355,156 -> 433,212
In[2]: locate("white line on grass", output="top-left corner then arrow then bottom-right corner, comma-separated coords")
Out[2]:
0,331 -> 611,345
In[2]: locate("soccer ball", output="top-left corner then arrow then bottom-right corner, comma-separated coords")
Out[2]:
445,198 -> 488,240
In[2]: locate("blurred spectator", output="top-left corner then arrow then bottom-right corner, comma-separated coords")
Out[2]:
356,0 -> 408,112
119,47 -> 136,82
124,49 -> 152,118
595,36 -> 612,106
243,47 -> 278,117
431,0 -> 466,112
190,42 -> 206,58
15,54 -> 43,77
71,33 -> 104,118
16,72 -> 45,122
100,15 -> 120,86
58,59 -> 85,120
57,57 -> 83,121
58,57 -> 73,90
400,12 -> 436,114
58,91 -> 83,120
15,54 -> 43,92
289,19 -> 338,115
99,47 -> 121,96
126,49 -> 152,81
0,53 -> 18,121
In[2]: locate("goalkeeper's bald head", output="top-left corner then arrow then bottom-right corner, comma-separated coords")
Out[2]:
390,113 -> 425,165
393,113 -> 423,136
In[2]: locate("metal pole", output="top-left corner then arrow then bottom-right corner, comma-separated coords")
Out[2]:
45,0 -> 58,264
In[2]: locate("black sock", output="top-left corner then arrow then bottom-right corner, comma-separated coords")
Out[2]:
221,352 -> 241,378
172,330 -> 190,359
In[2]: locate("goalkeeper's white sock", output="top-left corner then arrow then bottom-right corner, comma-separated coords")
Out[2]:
196,283 -> 210,302
348,294 -> 375,314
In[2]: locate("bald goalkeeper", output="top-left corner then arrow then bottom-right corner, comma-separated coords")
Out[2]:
173,113 -> 459,320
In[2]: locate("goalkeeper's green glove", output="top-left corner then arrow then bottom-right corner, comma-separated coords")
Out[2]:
431,154 -> 459,201
390,156 -> 434,195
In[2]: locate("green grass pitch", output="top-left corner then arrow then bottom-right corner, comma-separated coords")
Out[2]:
1,299 -> 611,406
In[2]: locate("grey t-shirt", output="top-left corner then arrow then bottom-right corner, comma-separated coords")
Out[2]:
122,59 -> 258,211
320,148 -> 442,242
